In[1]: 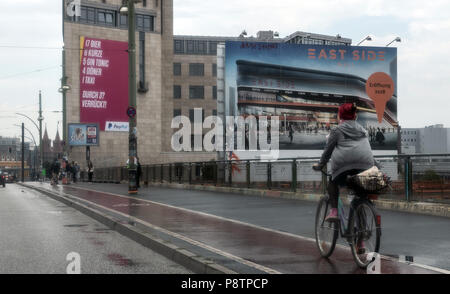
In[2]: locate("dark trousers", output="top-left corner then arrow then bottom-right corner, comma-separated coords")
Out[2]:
327,169 -> 363,208
88,172 -> 93,182
136,173 -> 140,188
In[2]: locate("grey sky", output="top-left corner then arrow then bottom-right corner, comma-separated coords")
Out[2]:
0,0 -> 449,145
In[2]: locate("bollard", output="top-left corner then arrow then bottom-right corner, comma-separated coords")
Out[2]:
267,161 -> 272,190
228,160 -> 232,187
246,160 -> 251,189
292,159 -> 297,192
189,163 -> 192,185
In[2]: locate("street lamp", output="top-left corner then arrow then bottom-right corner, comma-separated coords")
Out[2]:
386,37 -> 401,47
121,0 -> 140,194
59,80 -> 71,155
16,112 -> 42,175
357,35 -> 372,46
14,124 -> 38,180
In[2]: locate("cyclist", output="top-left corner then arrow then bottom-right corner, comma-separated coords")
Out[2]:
51,158 -> 61,185
313,103 -> 378,222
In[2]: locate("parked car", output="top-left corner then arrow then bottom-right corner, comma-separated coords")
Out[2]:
6,174 -> 15,183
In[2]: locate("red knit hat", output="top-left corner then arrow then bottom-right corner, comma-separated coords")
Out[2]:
338,103 -> 357,120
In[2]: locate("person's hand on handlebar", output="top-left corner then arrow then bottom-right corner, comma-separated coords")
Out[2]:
312,163 -> 324,171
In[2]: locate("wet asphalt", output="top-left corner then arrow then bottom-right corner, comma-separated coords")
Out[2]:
72,182 -> 450,271
0,184 -> 192,274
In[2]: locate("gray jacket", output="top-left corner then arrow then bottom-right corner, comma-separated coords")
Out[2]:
319,120 -> 376,180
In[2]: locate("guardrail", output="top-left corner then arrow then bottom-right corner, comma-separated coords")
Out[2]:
80,154 -> 450,204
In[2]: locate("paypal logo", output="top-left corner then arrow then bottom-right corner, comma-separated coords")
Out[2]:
105,121 -> 129,132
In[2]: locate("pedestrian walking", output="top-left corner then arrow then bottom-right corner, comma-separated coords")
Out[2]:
136,158 -> 142,189
87,160 -> 94,183
376,128 -> 385,146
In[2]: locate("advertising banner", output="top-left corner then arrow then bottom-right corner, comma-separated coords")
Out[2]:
224,41 -> 398,151
79,37 -> 129,131
68,123 -> 99,146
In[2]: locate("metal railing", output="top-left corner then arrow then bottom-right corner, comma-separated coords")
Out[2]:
80,154 -> 450,204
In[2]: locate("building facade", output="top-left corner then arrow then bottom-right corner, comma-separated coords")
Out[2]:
63,0 -> 174,168
63,1 -> 352,168
401,125 -> 450,154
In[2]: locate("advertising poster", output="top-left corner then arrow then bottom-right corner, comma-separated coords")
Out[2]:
68,123 -> 99,146
79,36 -> 129,131
224,41 -> 398,152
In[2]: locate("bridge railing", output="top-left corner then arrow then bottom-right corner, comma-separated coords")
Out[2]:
81,154 -> 450,204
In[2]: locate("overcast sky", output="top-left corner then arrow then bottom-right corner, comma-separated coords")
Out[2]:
0,0 -> 449,145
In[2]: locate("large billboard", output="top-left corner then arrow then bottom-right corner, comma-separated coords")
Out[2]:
224,41 -> 398,152
79,37 -> 129,131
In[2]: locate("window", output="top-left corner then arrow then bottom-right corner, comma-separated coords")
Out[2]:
138,31 -> 147,92
174,40 -> 184,54
189,63 -> 204,76
209,41 -> 218,55
197,41 -> 207,54
97,9 -> 114,26
189,86 -> 204,99
187,40 -> 195,54
119,14 -> 127,27
212,64 -> 217,77
212,86 -> 217,100
136,14 -> 153,31
173,85 -> 181,99
212,109 -> 217,116
173,63 -> 181,76
173,109 -> 181,118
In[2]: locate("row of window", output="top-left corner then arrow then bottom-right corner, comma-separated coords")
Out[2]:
173,109 -> 218,121
174,39 -> 219,55
173,63 -> 217,77
71,5 -> 155,32
174,85 -> 217,100
287,36 -> 350,46
401,131 -> 418,135
402,138 -> 417,142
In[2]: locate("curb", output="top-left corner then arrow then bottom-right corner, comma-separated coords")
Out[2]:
147,182 -> 450,218
18,183 -> 237,274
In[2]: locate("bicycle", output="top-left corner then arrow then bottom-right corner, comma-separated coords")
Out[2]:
313,167 -> 382,269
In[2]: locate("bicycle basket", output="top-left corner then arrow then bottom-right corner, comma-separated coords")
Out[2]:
348,174 -> 390,193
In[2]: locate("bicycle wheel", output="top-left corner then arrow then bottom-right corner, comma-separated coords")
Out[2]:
315,195 -> 338,258
349,201 -> 381,268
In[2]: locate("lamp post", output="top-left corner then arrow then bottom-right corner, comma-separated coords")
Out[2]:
15,124 -> 37,180
16,108 -> 42,177
356,35 -> 372,46
386,37 -> 401,47
120,0 -> 140,194
59,74 -> 71,155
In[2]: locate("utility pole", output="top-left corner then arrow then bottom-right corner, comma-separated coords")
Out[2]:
62,49 -> 67,155
21,123 -> 25,182
38,91 -> 43,177
122,0 -> 138,194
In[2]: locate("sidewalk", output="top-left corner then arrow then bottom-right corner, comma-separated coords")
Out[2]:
21,181 -> 449,274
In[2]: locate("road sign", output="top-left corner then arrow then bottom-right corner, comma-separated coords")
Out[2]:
127,106 -> 136,118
